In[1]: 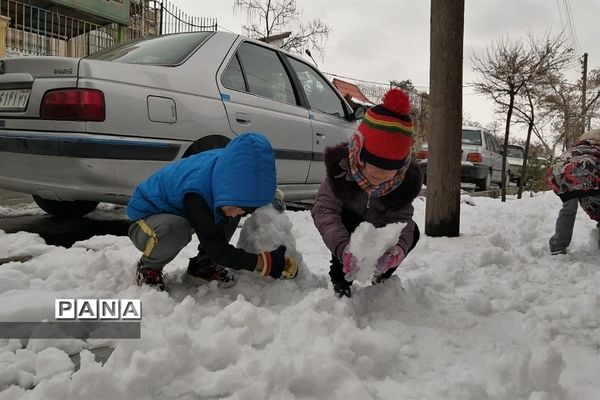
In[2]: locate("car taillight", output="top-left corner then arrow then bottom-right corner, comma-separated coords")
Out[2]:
417,150 -> 428,160
40,89 -> 105,121
466,152 -> 483,163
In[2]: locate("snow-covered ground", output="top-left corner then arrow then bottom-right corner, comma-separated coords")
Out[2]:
0,191 -> 599,400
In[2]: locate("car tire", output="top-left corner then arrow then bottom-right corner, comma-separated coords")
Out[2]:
478,170 -> 491,191
32,195 -> 99,218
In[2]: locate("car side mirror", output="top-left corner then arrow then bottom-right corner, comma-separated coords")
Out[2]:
352,105 -> 366,121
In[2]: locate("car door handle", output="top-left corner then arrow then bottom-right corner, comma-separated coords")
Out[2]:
316,132 -> 326,138
235,112 -> 251,124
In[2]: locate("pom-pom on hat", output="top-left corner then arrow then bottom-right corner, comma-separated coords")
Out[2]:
358,88 -> 413,170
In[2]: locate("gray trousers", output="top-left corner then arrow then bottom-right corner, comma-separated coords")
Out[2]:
129,214 -> 193,270
549,198 -> 578,252
128,213 -> 240,270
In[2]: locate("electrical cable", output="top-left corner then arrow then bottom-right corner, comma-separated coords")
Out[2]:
562,0 -> 581,53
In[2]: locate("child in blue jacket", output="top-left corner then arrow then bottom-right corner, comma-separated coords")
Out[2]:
127,133 -> 296,291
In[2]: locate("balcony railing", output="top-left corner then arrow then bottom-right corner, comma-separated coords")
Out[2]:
0,0 -> 217,58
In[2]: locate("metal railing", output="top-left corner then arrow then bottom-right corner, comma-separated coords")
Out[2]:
0,0 -> 217,58
157,0 -> 218,35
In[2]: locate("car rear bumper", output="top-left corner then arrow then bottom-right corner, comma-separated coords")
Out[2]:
0,130 -> 186,204
461,164 -> 489,181
418,161 -> 489,183
509,164 -> 522,178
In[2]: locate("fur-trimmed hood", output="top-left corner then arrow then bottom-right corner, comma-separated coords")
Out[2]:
324,143 -> 422,211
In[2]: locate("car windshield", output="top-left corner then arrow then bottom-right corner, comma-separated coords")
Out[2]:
507,147 -> 524,158
461,130 -> 482,145
85,32 -> 213,65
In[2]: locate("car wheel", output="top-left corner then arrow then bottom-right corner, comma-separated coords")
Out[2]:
478,170 -> 491,191
32,195 -> 99,218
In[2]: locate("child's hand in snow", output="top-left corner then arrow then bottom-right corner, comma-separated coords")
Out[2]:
375,245 -> 405,274
342,244 -> 359,279
256,245 -> 287,279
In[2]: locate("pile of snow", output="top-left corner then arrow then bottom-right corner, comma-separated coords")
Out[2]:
0,192 -> 599,399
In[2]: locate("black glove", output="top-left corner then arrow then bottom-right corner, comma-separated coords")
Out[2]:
332,279 -> 352,298
256,245 -> 287,279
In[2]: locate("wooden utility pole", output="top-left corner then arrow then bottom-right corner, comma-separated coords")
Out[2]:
425,0 -> 464,237
582,52 -> 588,134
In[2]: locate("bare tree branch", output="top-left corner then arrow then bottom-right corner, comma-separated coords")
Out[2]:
234,0 -> 329,57
470,32 -> 575,200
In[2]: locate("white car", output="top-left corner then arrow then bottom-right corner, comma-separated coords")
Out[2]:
0,31 -> 364,217
506,144 -> 525,184
417,126 -> 507,190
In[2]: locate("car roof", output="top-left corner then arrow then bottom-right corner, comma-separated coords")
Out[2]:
213,31 -> 311,64
164,31 -> 308,61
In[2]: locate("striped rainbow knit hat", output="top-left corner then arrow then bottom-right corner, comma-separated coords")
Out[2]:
358,88 -> 413,170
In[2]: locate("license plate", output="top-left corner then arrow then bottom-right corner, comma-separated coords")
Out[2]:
0,89 -> 31,111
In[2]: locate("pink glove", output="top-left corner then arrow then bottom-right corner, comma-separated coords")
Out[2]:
375,245 -> 405,274
341,245 -> 358,278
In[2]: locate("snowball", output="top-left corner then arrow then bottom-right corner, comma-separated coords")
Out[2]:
347,221 -> 405,282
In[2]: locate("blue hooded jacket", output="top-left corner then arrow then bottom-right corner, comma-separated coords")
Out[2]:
127,133 -> 277,223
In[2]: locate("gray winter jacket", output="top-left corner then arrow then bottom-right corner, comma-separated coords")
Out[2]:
311,144 -> 422,260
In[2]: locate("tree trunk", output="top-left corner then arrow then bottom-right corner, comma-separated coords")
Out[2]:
501,94 -> 515,202
425,0 -> 464,237
518,119 -> 534,199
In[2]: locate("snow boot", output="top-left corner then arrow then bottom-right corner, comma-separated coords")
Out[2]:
371,272 -> 388,285
136,263 -> 166,291
372,273 -> 403,288
332,280 -> 352,298
184,256 -> 237,288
